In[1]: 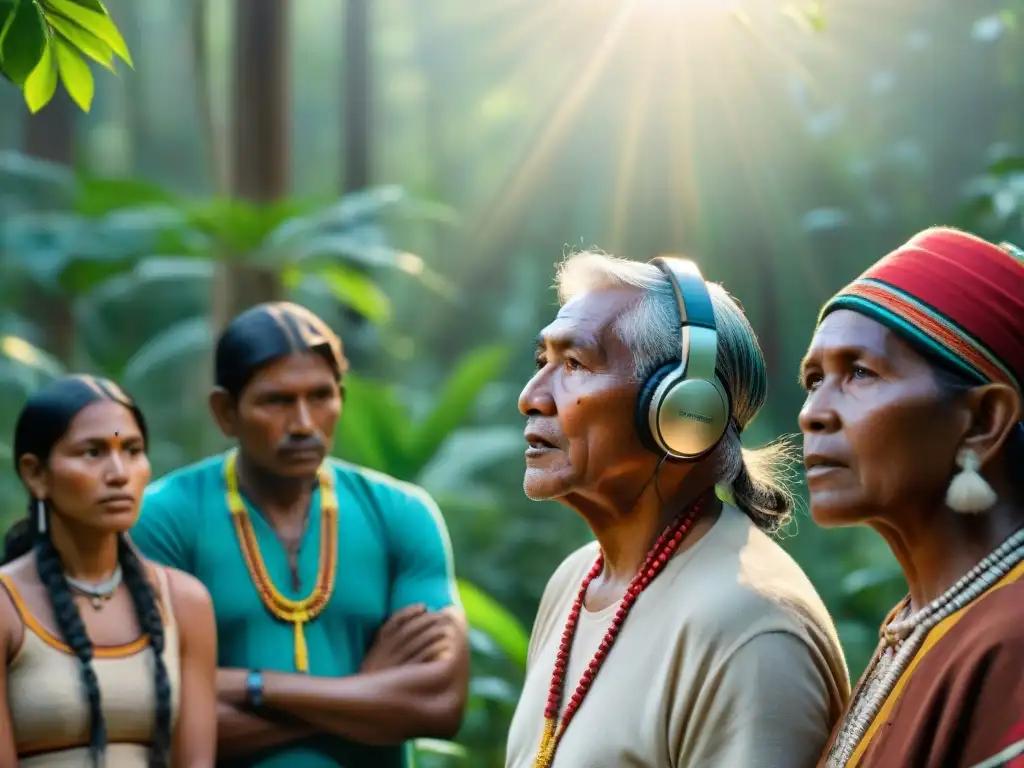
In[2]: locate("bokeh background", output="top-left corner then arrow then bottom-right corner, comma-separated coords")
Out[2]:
2,0 -> 1023,764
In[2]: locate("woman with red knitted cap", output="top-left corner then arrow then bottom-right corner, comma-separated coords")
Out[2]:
798,226 -> 1024,768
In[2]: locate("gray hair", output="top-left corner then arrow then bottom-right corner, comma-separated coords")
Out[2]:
555,250 -> 796,532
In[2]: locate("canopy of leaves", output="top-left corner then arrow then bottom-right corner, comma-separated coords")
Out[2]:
0,0 -> 131,113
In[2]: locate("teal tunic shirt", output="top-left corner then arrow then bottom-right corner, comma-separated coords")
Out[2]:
130,453 -> 458,768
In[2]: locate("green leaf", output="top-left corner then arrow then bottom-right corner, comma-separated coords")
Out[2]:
263,186 -> 407,250
417,426 -> 525,494
50,13 -> 113,71
840,565 -> 902,599
1,0 -> 47,86
0,149 -> 76,190
332,374 -> 393,473
186,199 -> 302,253
410,345 -> 511,470
53,35 -> 92,110
122,316 -> 211,389
43,0 -> 131,67
456,579 -> 529,668
0,334 -> 65,378
355,381 -> 413,475
413,739 -> 468,763
23,38 -> 58,113
0,0 -> 17,46
58,253 -> 136,295
284,264 -> 392,324
75,176 -> 180,216
989,154 -> 1024,176
66,0 -> 106,11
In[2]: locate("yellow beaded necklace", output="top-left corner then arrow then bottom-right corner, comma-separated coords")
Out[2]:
224,450 -> 338,673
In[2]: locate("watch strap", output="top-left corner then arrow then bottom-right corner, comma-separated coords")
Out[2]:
245,669 -> 265,710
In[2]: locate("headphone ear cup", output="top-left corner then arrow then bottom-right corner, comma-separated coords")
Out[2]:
635,363 -> 677,454
659,374 -> 731,460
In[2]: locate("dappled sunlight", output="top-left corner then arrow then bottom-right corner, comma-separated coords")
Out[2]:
457,0 -> 840,258
448,0 -> 932,287
2,0 -> 1022,764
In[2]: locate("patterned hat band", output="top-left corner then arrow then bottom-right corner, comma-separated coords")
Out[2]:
818,229 -> 1024,395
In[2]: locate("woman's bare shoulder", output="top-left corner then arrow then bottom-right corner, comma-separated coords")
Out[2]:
146,563 -> 212,616
0,553 -> 35,581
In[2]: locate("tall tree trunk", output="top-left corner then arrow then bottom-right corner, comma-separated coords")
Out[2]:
342,0 -> 371,193
210,0 -> 290,335
23,90 -> 75,166
22,91 -> 77,366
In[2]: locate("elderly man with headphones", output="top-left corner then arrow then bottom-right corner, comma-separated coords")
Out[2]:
505,252 -> 852,768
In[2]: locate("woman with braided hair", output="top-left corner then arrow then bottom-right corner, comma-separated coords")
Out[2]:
799,227 -> 1024,768
0,375 -> 217,766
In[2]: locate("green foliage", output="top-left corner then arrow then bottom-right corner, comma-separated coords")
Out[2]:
331,345 -> 530,766
0,326 -> 533,768
0,161 -> 528,766
0,0 -> 131,113
955,146 -> 1024,242
336,345 -> 516,482
781,1 -> 826,32
15,2 -> 1021,765
0,152 -> 449,366
456,579 -> 529,668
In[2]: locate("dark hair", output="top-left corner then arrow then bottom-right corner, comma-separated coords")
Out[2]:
928,359 -> 1024,494
214,301 -> 347,398
3,376 -> 172,768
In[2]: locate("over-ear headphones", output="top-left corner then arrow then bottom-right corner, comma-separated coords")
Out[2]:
635,256 -> 731,461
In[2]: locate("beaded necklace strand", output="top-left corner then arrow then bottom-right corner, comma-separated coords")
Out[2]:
827,526 -> 1024,767
533,498 -> 704,768
224,450 -> 339,673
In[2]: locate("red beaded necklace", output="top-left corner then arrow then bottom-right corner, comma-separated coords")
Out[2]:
532,498 -> 704,768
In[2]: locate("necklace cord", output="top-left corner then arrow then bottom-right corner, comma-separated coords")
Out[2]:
827,526 -> 1024,767
532,492 -> 705,768
224,450 -> 338,673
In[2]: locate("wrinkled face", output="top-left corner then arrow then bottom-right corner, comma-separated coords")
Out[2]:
798,310 -> 962,526
217,351 -> 342,479
518,288 -> 656,501
20,400 -> 151,534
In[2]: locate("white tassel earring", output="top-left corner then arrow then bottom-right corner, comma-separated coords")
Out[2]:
945,448 -> 997,514
35,499 -> 47,534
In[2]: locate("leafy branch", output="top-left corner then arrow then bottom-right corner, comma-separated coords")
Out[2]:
0,0 -> 132,113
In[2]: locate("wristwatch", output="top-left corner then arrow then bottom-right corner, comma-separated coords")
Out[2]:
245,669 -> 265,710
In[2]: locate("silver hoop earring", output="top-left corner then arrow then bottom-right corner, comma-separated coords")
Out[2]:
35,499 -> 47,535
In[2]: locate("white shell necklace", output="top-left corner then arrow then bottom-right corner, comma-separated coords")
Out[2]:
827,526 -> 1024,767
65,564 -> 124,611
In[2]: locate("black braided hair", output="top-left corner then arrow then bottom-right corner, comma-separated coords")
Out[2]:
118,537 -> 173,768
3,375 -> 172,767
33,528 -> 107,763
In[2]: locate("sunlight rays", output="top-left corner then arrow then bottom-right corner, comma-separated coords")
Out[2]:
468,0 -> 640,253
608,20 -> 663,252
453,0 -> 923,264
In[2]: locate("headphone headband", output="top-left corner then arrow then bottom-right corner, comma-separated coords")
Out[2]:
650,256 -> 720,384
634,256 -> 730,460
650,256 -> 717,330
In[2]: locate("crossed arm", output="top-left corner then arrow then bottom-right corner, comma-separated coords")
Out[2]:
215,605 -> 469,756
132,473 -> 469,757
